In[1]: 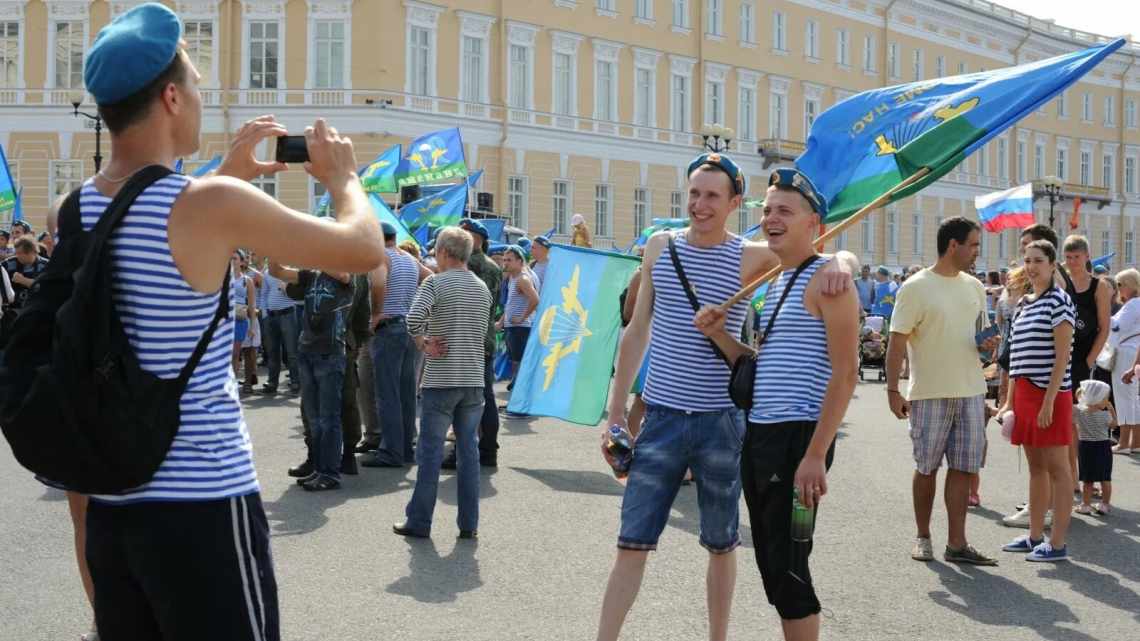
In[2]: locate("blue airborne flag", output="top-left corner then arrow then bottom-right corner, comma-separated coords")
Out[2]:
507,245 -> 641,425
369,193 -> 418,247
395,127 -> 468,188
0,143 -> 16,221
797,38 -> 1125,224
360,145 -> 401,193
399,180 -> 467,235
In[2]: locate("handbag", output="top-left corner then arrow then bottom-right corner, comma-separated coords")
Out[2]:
1095,332 -> 1140,371
668,234 -> 818,411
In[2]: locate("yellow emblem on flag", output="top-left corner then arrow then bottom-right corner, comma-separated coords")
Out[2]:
537,265 -> 593,391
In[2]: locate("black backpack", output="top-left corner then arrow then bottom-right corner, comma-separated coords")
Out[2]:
0,166 -> 230,494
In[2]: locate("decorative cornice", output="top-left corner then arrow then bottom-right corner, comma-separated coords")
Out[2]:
802,81 -> 825,101
736,68 -> 763,86
308,0 -> 352,19
592,38 -> 624,62
404,1 -> 444,29
0,1 -> 28,20
244,0 -> 286,19
550,30 -> 584,54
769,75 -> 792,94
669,54 -> 696,76
177,0 -> 222,18
507,21 -> 540,47
704,62 -> 730,83
456,10 -> 496,39
43,0 -> 88,20
632,47 -> 662,68
110,1 -> 145,17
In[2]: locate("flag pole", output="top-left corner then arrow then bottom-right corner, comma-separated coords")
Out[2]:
720,167 -> 932,310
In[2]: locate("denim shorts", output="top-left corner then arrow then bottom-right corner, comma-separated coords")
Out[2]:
618,404 -> 745,554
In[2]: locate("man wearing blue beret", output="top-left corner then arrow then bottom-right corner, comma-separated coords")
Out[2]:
68,4 -> 386,640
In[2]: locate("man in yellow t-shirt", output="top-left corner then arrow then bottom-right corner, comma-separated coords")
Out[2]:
886,216 -> 998,567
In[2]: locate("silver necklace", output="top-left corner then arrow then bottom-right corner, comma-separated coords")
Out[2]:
96,168 -> 134,184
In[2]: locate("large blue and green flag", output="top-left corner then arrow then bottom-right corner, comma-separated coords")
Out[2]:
395,127 -> 468,189
635,218 -> 688,246
507,245 -> 641,425
0,144 -> 17,221
399,180 -> 468,234
361,145 -> 401,193
369,193 -> 418,247
798,38 -> 1125,223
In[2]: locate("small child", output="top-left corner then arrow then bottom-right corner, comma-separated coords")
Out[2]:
1075,380 -> 1115,515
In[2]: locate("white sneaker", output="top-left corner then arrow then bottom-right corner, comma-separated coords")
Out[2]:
1112,446 -> 1132,455
1001,506 -> 1052,529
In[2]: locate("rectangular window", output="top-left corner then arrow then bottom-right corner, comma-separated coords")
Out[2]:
553,180 -> 570,234
670,190 -> 683,218
770,92 -> 786,138
460,35 -> 484,102
836,29 -> 849,66
1057,148 -> 1068,181
673,0 -> 689,28
887,209 -> 898,254
804,98 -> 819,135
1127,157 -> 1137,194
887,43 -> 899,78
634,188 -> 649,233
739,2 -> 755,43
1127,99 -> 1137,128
773,11 -> 786,51
935,55 -> 945,78
977,144 -> 989,176
51,160 -> 83,197
248,21 -> 280,90
251,175 -> 277,198
1017,141 -> 1026,183
998,229 -> 1008,260
912,48 -> 923,81
0,21 -> 18,88
706,0 -> 723,36
181,21 -> 213,87
805,20 -> 818,58
1105,96 -> 1115,126
54,21 -> 84,89
597,0 -> 615,10
836,229 -> 848,251
634,67 -> 653,126
408,25 -> 431,95
636,0 -> 653,19
553,52 -> 573,115
707,80 -> 724,125
311,180 -> 328,213
671,74 -> 689,131
911,212 -> 922,256
508,176 -> 527,228
595,60 -> 616,121
1080,150 -> 1091,185
313,20 -> 345,89
1082,92 -> 1092,121
1127,231 -> 1134,265
861,214 -> 874,253
595,184 -> 612,237
1057,91 -> 1068,118
862,35 -> 875,72
738,87 -> 755,141
997,139 -> 1008,180
509,44 -> 530,109
1103,154 -> 1113,190
1035,143 -> 1045,178
1102,230 -> 1111,256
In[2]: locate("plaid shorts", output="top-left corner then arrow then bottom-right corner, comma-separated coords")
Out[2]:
908,395 -> 987,474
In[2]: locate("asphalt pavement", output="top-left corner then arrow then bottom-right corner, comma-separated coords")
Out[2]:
3,380 -> 1139,641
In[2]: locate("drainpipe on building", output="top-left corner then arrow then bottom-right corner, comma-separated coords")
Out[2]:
496,0 -> 508,223
1119,44 -> 1134,258
222,0 -> 239,152
879,0 -> 898,265
1009,21 -> 1033,199
697,0 -> 705,132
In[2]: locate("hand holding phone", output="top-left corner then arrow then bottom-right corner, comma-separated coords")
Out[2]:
275,135 -> 309,164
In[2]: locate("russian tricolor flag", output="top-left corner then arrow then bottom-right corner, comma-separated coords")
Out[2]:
975,183 -> 1036,233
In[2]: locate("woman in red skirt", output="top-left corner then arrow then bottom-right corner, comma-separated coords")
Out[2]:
998,240 -> 1076,562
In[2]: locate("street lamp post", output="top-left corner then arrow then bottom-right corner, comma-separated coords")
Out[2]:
1041,175 -> 1064,232
700,123 -> 734,153
70,93 -> 103,173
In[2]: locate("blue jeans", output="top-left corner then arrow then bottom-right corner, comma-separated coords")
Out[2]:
404,387 -> 485,533
371,319 -> 417,465
618,405 -> 745,553
262,309 -> 300,389
298,352 -> 347,480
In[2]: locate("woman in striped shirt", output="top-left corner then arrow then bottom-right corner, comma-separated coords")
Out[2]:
999,239 -> 1076,562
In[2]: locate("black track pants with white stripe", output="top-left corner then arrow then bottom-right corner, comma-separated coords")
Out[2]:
86,493 -> 280,641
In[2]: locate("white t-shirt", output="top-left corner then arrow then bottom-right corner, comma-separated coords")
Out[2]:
1109,297 -> 1140,351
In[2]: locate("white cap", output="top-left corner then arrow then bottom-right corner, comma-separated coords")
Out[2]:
570,213 -> 585,226
1078,379 -> 1110,408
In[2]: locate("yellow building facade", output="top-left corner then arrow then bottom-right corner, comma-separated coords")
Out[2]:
0,0 -> 1138,269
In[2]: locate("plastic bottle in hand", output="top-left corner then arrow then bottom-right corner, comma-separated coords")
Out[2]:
790,487 -> 816,543
605,425 -> 634,478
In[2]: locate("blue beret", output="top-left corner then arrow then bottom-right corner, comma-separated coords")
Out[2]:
459,218 -> 489,239
768,168 -> 828,219
85,3 -> 182,105
504,244 -> 526,260
534,235 -> 552,248
487,243 -> 507,256
517,237 -> 532,250
380,222 -> 398,239
687,152 -> 746,195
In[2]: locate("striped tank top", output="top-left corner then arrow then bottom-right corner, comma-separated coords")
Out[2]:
79,176 -> 259,504
504,272 -> 534,328
383,247 -> 420,316
750,257 -> 830,424
642,232 -> 748,411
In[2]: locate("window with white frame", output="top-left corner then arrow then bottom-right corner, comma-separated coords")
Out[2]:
739,2 -> 755,43
1103,153 -> 1113,190
50,160 -> 83,197
887,208 -> 898,255
597,0 -> 615,11
553,180 -> 570,233
772,11 -> 786,51
1017,141 -> 1026,183
634,188 -> 649,232
670,190 -> 683,218
1127,230 -> 1135,264
935,55 -> 945,78
770,92 -> 786,137
553,51 -> 574,115
672,0 -> 689,28
805,20 -> 818,59
706,0 -> 723,36
1082,92 -> 1092,122
862,35 -> 875,72
53,21 -> 84,89
311,179 -> 328,213
835,229 -> 848,250
636,0 -> 653,20
836,29 -> 849,67
1057,91 -> 1068,118
738,85 -> 756,141
248,21 -> 280,89
912,48 -> 923,81
861,214 -> 873,253
977,144 -> 988,176
1080,150 -> 1091,185
1127,99 -> 1137,128
1102,230 -> 1111,256
999,229 -> 1008,260
1057,148 -> 1068,181
634,66 -> 654,127
887,43 -> 899,78
706,78 -> 724,125
509,43 -> 531,109
508,176 -> 528,228
671,71 -> 690,131
594,184 -> 612,237
595,59 -> 617,121
1035,142 -> 1045,178
997,138 -> 1008,180
1105,96 -> 1116,127
978,223 -> 987,261
0,21 -> 19,88
460,33 -> 488,103
183,20 -> 214,87
313,20 -> 346,89
958,61 -> 966,74
251,174 -> 277,198
1127,157 -> 1137,194
737,202 -> 751,234
911,212 -> 922,257
804,98 -> 819,135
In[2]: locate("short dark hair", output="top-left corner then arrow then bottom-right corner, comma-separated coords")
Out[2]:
1062,235 -> 1090,255
936,216 -> 980,256
1020,223 -> 1058,249
1025,239 -> 1057,263
13,237 -> 36,254
98,53 -> 189,134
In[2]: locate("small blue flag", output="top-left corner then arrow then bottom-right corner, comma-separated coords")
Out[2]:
360,145 -> 401,193
0,143 -> 16,221
174,158 -> 184,174
12,188 -> 22,223
400,181 -> 468,235
369,193 -> 418,247
482,218 -> 507,243
395,127 -> 468,189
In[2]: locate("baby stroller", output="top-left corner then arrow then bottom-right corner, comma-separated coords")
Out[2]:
859,314 -> 888,382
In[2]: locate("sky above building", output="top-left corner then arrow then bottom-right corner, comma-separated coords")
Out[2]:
997,0 -> 1138,41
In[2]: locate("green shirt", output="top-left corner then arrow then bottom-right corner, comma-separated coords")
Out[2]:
467,248 -> 502,354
